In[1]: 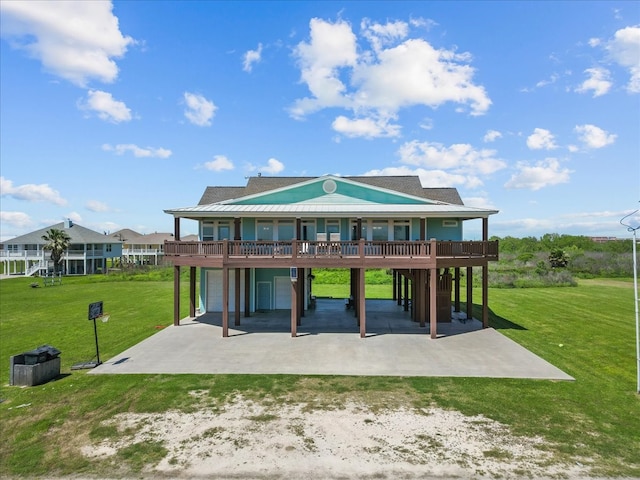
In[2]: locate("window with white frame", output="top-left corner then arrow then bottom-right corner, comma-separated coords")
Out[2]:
372,220 -> 389,241
393,220 -> 410,241
277,220 -> 294,241
257,220 -> 274,241
202,221 -> 231,241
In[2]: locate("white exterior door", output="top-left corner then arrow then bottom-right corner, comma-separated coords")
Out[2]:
274,276 -> 292,309
206,269 -> 244,312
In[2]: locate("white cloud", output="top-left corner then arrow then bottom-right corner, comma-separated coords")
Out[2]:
102,143 -> 172,158
290,18 -> 358,118
0,0 -> 133,87
260,158 -> 285,174
0,176 -> 67,205
363,165 -> 473,188
462,196 -> 496,209
575,67 -> 612,97
360,18 -> 409,53
0,211 -> 33,228
606,25 -> 640,93
243,43 -> 263,72
535,73 -> 559,88
204,155 -> 234,172
81,90 -> 132,123
526,128 -> 557,150
504,158 -> 572,191
397,140 -> 506,176
86,200 -> 109,212
483,130 -> 502,143
332,115 -> 401,138
574,124 -> 617,149
183,92 -> 217,126
290,17 -> 491,137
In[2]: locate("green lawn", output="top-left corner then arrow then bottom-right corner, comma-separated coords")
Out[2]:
0,274 -> 639,477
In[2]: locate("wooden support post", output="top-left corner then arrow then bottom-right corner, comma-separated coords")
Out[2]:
173,265 -> 180,326
234,268 -> 241,326
466,266 -> 473,320
411,271 -> 416,321
430,268 -> 437,339
298,267 -> 304,325
352,268 -> 358,319
234,217 -> 241,240
396,270 -> 402,306
482,264 -> 489,328
392,270 -> 397,301
222,267 -> 229,337
173,216 -> 181,326
418,269 -> 426,328
244,268 -> 250,317
454,267 -> 461,312
291,279 -> 297,337
403,275 -> 409,312
189,266 -> 196,318
482,217 -> 489,328
359,267 -> 366,338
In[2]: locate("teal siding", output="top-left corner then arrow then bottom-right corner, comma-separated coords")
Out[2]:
426,219 -> 463,241
411,218 -> 422,240
232,178 -> 429,205
242,218 -> 255,240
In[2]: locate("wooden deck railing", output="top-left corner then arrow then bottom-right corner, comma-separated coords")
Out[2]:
164,239 -> 498,262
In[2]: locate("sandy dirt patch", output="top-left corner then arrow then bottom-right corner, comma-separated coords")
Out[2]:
82,395 -> 591,479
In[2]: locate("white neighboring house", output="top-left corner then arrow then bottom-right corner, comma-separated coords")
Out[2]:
112,229 -> 197,266
0,220 -> 122,276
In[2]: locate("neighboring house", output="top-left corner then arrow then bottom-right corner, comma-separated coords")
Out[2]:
0,220 -> 122,276
164,175 -> 499,338
111,229 -> 197,265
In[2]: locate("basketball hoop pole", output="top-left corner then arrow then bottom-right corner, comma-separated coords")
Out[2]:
93,316 -> 101,366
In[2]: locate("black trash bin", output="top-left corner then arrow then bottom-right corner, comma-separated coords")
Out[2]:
11,345 -> 61,386
23,345 -> 61,365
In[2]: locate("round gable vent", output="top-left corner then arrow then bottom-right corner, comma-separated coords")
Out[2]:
323,179 -> 337,194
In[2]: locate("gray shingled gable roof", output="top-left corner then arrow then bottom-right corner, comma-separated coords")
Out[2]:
111,228 -> 142,241
198,176 -> 463,206
2,222 -> 122,245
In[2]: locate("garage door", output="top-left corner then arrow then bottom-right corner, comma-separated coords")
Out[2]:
206,269 -> 245,312
274,276 -> 292,310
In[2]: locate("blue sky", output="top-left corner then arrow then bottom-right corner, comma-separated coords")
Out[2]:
1,1 -> 639,240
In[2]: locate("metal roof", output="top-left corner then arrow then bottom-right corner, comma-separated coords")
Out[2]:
166,203 -> 497,219
2,222 -> 122,245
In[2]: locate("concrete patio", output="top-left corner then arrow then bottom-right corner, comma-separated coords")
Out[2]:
91,299 -> 573,380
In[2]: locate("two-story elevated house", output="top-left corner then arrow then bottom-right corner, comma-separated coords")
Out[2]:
1,220 -> 122,276
164,175 -> 499,339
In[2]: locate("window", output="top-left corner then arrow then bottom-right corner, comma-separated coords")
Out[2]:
106,244 -> 112,252
372,220 -> 388,241
218,224 -> 230,240
202,221 -> 230,240
393,221 -> 410,241
202,223 -> 214,241
257,221 -> 273,241
277,221 -> 294,241
443,220 -> 459,227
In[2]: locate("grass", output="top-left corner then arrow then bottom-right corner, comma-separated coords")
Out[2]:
0,273 -> 639,478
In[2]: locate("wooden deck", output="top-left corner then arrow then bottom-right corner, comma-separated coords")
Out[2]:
164,239 -> 498,269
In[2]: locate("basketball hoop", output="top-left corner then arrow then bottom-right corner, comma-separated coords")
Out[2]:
100,314 -> 110,323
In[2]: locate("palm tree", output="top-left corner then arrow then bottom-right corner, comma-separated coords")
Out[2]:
42,228 -> 71,274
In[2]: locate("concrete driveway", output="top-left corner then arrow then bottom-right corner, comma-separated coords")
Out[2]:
91,299 -> 573,380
